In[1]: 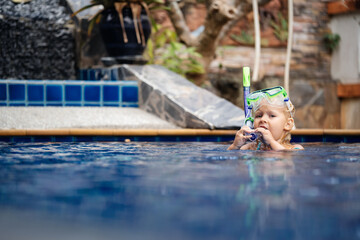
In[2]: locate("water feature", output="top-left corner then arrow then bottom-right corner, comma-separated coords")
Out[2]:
0,141 -> 360,240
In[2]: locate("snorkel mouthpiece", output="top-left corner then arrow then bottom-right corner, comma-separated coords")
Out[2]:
248,131 -> 262,142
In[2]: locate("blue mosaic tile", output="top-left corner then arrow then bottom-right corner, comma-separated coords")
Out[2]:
84,86 -> 100,101
323,135 -> 339,143
134,136 -> 157,142
157,136 -> 180,142
103,103 -> 120,107
344,136 -> 360,143
9,103 -> 26,106
111,68 -> 119,80
9,84 -> 25,101
46,85 -> 62,101
292,135 -> 323,143
93,136 -> 119,141
116,137 -> 136,142
65,85 -> 82,101
103,69 -> 112,80
47,103 -> 63,106
84,103 -> 101,107
178,136 -> 199,142
74,136 -> 97,142
94,69 -> 102,80
122,86 -> 138,102
65,103 -> 82,106
3,79 -> 138,107
0,137 -> 12,142
0,84 -> 6,100
103,86 -> 119,102
65,103 -> 82,107
28,103 -> 45,106
1,134 -> 359,143
194,136 -> 218,142
53,136 -> 75,142
88,70 -> 96,80
121,103 -> 138,107
28,85 -> 44,101
12,136 -> 33,142
219,136 -> 234,142
80,69 -> 88,80
33,136 -> 53,142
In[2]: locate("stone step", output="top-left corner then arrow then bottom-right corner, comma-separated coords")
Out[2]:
124,64 -> 245,129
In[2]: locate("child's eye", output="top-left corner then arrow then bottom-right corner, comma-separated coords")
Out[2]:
270,114 -> 276,118
255,114 -> 262,118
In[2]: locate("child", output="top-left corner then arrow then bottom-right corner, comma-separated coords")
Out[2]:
228,86 -> 303,151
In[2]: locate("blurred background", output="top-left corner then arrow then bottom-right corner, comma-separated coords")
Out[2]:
0,0 -> 359,129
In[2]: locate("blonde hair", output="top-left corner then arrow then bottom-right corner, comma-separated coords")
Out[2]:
282,100 -> 295,144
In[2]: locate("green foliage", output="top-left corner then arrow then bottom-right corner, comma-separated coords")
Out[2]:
270,12 -> 288,42
323,33 -> 341,53
146,21 -> 205,78
231,31 -> 269,47
231,31 -> 254,45
159,42 -> 205,76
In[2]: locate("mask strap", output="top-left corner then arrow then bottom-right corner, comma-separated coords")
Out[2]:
284,98 -> 293,118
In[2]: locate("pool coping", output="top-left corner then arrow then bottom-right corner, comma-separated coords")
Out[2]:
0,129 -> 359,136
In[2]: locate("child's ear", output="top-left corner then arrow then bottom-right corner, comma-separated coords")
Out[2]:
284,118 -> 294,131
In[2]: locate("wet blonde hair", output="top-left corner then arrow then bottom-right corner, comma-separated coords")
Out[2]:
281,100 -> 295,144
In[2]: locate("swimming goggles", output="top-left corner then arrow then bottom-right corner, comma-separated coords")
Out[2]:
244,86 -> 293,124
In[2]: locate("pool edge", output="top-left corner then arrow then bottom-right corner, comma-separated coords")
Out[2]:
0,129 -> 359,143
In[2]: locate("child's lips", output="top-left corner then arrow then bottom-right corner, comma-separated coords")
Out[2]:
259,125 -> 268,130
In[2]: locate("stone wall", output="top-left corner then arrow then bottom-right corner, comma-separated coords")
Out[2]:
329,12 -> 360,129
0,0 -> 76,80
208,0 -> 340,129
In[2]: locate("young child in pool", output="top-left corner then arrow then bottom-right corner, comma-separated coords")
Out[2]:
228,86 -> 303,151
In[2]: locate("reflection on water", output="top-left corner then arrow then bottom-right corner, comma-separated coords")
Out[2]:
0,142 -> 360,240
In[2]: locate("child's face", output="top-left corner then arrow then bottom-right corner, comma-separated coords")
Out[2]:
253,103 -> 290,141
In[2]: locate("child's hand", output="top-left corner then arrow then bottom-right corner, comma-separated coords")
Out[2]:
254,127 -> 286,150
228,126 -> 255,150
254,127 -> 276,145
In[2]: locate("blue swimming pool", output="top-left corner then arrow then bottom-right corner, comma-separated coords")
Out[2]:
0,142 -> 360,240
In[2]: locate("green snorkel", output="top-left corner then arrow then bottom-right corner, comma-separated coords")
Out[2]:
243,67 -> 253,128
243,67 -> 259,142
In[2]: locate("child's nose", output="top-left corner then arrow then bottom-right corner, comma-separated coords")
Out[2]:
260,115 -> 268,122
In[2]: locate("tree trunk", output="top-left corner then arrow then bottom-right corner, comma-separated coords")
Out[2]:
196,0 -> 238,69
165,0 -> 272,71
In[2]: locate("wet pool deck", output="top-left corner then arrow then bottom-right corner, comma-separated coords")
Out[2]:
1,107 -> 360,140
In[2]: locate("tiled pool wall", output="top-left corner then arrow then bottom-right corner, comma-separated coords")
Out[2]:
0,79 -> 139,107
0,135 -> 234,143
1,134 -> 360,143
0,128 -> 359,143
79,66 -> 139,81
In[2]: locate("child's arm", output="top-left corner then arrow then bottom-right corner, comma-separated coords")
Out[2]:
227,126 -> 254,150
255,128 -> 304,151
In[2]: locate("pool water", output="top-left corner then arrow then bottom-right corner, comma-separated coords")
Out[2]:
0,142 -> 360,240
